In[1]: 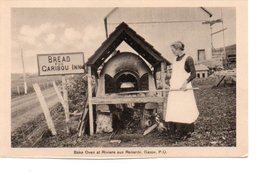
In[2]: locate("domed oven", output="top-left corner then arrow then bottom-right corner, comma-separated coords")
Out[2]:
79,22 -> 170,136
96,52 -> 156,96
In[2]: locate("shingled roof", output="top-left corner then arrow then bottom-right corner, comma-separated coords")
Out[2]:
86,22 -> 171,69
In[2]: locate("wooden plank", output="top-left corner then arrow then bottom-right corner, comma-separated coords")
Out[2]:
214,71 -> 236,76
143,124 -> 158,136
88,67 -> 94,136
211,28 -> 227,36
62,76 -> 70,134
78,79 -> 96,137
78,108 -> 88,137
215,76 -> 226,87
78,98 -> 89,137
53,81 -> 66,109
33,83 -> 57,135
110,88 -> 199,95
161,61 -> 167,119
92,96 -> 165,105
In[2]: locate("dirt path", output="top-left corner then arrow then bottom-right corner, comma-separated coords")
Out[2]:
11,87 -> 60,132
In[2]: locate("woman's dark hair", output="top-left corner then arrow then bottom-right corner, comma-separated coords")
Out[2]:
171,41 -> 185,51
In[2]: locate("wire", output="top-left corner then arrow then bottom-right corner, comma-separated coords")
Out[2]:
108,20 -> 206,25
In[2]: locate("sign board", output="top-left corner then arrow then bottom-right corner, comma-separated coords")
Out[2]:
37,52 -> 85,76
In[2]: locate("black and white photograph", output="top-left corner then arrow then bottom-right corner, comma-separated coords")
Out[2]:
0,0 -> 248,159
9,7 -> 238,148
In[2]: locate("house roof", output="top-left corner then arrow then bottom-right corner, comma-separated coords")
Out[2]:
195,64 -> 209,71
86,22 -> 171,69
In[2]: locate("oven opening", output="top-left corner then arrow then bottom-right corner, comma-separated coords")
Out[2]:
115,72 -> 139,93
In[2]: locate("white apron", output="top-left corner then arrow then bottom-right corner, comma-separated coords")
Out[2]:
165,56 -> 199,124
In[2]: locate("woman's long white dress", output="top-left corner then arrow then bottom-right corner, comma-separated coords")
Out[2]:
165,56 -> 199,124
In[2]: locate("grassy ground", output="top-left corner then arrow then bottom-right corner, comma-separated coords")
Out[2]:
11,76 -> 236,147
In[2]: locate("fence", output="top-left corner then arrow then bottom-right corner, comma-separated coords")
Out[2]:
11,80 -> 62,98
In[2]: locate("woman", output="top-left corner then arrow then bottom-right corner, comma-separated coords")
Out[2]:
165,41 -> 199,139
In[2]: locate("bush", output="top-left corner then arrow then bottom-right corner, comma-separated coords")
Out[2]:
66,75 -> 88,113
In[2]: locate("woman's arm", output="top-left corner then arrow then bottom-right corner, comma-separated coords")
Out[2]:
180,56 -> 196,90
185,56 -> 196,83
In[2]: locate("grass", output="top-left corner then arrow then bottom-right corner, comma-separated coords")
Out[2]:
11,76 -> 236,147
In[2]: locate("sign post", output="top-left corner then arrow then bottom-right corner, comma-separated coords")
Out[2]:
33,84 -> 57,135
37,52 -> 85,134
62,75 -> 70,134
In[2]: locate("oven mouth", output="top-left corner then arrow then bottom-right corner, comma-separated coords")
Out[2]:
114,71 -> 139,93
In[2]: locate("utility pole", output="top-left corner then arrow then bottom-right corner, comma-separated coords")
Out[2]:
221,8 -> 228,68
104,7 -> 118,39
202,18 -> 223,50
21,48 -> 27,94
210,23 -> 214,50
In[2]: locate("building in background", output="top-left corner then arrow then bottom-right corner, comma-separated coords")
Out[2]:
195,64 -> 209,78
212,44 -> 236,69
106,7 -> 213,63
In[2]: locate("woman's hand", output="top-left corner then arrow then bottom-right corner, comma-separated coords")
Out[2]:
180,80 -> 187,91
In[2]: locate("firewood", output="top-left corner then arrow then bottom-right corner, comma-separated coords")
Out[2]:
143,124 -> 158,136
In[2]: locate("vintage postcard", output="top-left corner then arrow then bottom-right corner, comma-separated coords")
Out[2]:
0,0 -> 247,158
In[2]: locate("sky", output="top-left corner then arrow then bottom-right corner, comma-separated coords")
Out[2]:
11,7 -> 235,73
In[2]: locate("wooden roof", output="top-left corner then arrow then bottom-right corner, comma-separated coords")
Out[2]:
195,64 -> 209,71
86,22 -> 170,69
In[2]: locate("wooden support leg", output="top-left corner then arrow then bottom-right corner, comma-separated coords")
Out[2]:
161,62 -> 167,119
62,76 -> 70,134
88,66 -> 94,136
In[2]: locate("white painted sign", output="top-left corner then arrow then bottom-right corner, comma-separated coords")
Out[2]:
37,52 -> 85,76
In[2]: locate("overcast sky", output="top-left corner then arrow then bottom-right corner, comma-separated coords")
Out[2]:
11,7 -> 235,73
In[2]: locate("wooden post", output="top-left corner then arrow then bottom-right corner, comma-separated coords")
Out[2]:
161,62 -> 166,97
53,81 -> 66,109
88,66 -> 94,136
62,76 -> 70,134
161,62 -> 167,119
17,86 -> 20,95
33,84 -> 57,135
215,76 -> 226,87
24,82 -> 28,94
221,8 -> 228,68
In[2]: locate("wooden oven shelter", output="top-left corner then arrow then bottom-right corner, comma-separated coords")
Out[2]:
81,22 -> 171,136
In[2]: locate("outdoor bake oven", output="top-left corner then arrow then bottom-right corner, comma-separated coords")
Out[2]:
78,22 -> 170,136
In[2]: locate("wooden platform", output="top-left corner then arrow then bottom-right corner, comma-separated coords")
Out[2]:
92,96 -> 165,105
